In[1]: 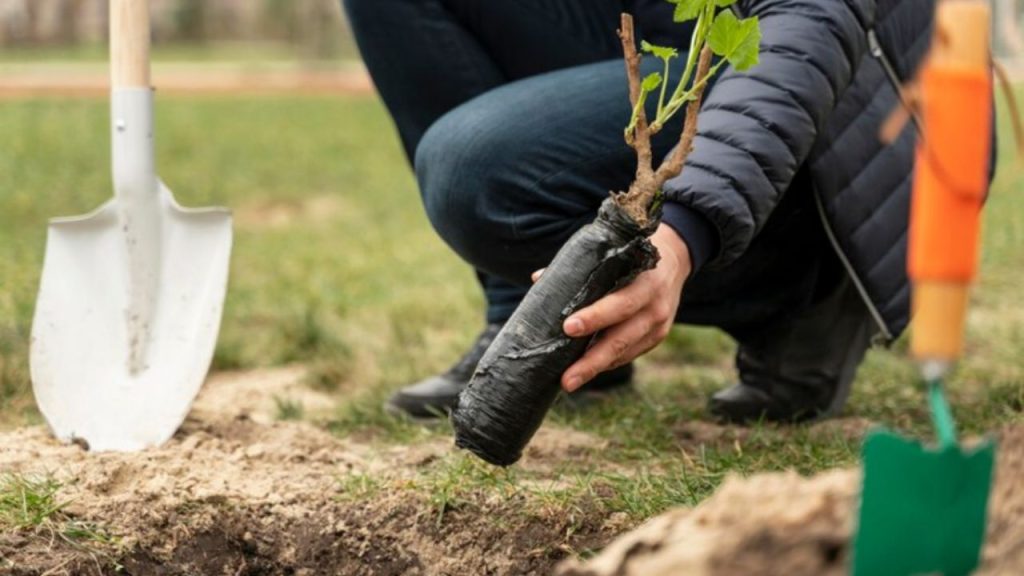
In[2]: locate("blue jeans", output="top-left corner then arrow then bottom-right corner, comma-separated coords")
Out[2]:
343,0 -> 834,341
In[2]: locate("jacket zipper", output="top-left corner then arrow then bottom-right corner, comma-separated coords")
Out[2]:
810,29 -> 905,345
813,192 -> 894,344
869,28 -> 922,131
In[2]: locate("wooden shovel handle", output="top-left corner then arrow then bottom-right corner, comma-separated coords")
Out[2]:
110,0 -> 150,88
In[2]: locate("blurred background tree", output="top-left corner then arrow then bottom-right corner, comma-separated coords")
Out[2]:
1,0 -> 1021,61
0,0 -> 347,60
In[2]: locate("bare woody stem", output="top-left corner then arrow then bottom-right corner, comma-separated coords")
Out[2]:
654,45 -> 713,183
618,14 -> 655,185
615,13 -> 715,227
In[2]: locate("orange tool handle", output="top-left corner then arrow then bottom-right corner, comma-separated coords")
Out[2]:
908,0 -> 992,363
907,66 -> 991,282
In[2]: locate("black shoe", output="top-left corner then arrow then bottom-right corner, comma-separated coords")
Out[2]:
386,324 -> 633,419
708,380 -> 829,424
708,276 -> 878,424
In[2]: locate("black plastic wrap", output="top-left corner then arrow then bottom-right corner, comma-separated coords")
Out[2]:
451,198 -> 660,466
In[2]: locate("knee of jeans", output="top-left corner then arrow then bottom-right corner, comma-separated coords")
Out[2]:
415,110 -> 517,268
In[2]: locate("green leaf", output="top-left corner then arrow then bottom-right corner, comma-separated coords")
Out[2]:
669,0 -> 735,22
669,0 -> 705,22
642,72 -> 663,92
641,40 -> 678,61
707,11 -> 761,71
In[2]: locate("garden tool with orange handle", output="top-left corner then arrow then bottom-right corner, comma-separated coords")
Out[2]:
852,1 -> 997,575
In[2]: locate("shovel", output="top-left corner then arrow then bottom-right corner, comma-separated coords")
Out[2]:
852,1 -> 995,574
30,0 -> 232,452
854,385 -> 996,576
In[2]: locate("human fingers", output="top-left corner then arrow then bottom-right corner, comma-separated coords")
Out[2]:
562,312 -> 654,392
562,275 -> 655,338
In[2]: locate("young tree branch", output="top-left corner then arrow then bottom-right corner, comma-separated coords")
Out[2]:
617,36 -> 714,226
654,45 -> 713,184
618,14 -> 655,183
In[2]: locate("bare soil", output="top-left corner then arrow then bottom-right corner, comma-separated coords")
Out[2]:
561,426 -> 1024,576
4,367 -> 1023,575
234,195 -> 351,232
0,368 -> 618,575
0,65 -> 373,98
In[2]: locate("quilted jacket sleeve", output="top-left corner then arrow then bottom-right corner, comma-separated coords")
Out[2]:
661,0 -> 872,267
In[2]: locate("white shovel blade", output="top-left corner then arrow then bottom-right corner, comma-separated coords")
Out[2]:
30,182 -> 232,452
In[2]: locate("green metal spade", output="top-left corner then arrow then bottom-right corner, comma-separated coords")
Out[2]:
853,380 -> 995,576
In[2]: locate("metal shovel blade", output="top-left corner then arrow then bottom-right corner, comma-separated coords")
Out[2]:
852,429 -> 995,576
30,182 -> 231,452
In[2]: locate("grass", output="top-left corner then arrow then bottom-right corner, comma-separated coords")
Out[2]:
0,473 -> 119,555
1,90 -> 1023,532
0,474 -> 66,530
273,395 -> 306,421
0,94 -> 482,427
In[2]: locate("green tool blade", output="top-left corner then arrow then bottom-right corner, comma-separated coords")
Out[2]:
852,430 -> 995,576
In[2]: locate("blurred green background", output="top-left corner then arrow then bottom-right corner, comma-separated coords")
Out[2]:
0,0 -> 355,61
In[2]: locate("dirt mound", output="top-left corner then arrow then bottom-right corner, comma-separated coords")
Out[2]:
0,369 -> 616,576
560,427 -> 1024,576
557,469 -> 855,576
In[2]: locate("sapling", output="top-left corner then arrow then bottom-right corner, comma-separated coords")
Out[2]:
452,1 -> 762,467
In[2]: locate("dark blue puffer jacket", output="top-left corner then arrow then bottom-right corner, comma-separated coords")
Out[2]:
651,0 -> 950,342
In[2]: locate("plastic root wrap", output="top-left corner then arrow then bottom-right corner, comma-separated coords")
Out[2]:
451,197 -> 660,466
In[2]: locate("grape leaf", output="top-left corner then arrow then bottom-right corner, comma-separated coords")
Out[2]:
669,0 -> 704,22
669,0 -> 737,22
707,10 -> 761,71
641,40 -> 679,61
642,72 -> 663,92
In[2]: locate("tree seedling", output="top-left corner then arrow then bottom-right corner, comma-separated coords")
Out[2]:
452,0 -> 761,467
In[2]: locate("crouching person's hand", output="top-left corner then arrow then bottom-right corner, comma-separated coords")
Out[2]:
533,223 -> 692,392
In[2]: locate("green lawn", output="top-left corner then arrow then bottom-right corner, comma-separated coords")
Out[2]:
2,93 -> 1023,520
